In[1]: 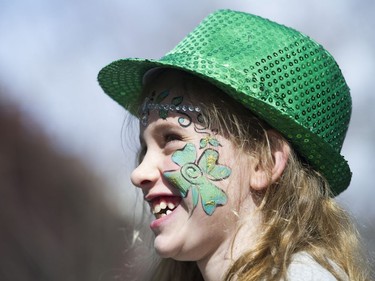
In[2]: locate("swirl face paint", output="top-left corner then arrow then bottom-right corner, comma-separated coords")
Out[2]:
141,89 -> 232,216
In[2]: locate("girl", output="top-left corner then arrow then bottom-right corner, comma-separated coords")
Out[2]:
98,9 -> 370,281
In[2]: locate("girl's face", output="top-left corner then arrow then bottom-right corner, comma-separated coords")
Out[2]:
131,71 -> 254,262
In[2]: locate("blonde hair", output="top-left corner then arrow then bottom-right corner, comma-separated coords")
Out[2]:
136,69 -> 371,281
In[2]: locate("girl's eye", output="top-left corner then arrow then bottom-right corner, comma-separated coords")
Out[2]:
164,133 -> 182,144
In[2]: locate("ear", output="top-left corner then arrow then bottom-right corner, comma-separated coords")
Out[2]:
250,130 -> 290,190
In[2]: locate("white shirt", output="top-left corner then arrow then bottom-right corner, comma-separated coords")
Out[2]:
287,252 -> 348,281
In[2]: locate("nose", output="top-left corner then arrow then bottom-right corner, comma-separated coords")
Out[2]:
130,152 -> 160,191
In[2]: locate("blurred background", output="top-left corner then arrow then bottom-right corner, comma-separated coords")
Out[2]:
1,0 -> 374,279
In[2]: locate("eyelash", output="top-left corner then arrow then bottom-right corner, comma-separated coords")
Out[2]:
137,133 -> 183,164
164,133 -> 182,144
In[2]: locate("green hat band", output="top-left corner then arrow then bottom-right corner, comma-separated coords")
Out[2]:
98,9 -> 352,195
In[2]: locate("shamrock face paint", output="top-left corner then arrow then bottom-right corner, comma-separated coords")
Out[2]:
163,142 -> 231,215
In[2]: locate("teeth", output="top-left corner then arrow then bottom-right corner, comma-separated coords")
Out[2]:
160,201 -> 167,210
151,198 -> 180,216
154,204 -> 161,214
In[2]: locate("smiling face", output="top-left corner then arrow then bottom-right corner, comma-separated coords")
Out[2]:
131,70 -> 257,262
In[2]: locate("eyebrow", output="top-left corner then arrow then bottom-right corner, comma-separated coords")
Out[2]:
139,120 -> 183,143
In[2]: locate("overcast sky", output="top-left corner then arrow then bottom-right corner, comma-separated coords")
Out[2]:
1,0 -> 374,223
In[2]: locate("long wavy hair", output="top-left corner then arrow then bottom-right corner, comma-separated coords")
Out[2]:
134,69 -> 371,281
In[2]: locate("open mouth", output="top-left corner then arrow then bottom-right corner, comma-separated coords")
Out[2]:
150,196 -> 181,219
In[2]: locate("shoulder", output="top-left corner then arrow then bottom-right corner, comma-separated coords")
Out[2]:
286,252 -> 348,281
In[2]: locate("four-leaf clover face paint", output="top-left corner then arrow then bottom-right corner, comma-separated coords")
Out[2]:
140,88 -> 232,216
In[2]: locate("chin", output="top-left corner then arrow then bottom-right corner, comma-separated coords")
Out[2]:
154,247 -> 172,258
154,241 -> 203,262
153,238 -> 180,259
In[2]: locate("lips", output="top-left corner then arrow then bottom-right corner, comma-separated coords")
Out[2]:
150,196 -> 182,219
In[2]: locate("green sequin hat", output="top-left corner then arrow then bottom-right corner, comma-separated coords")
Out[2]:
98,9 -> 352,195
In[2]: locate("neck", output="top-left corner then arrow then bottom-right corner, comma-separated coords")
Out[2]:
196,236 -> 233,281
196,211 -> 261,281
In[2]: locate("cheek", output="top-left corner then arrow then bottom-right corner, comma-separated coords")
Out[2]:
219,154 -> 252,206
162,156 -> 178,170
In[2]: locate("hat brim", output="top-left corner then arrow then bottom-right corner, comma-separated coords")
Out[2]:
98,55 -> 351,195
